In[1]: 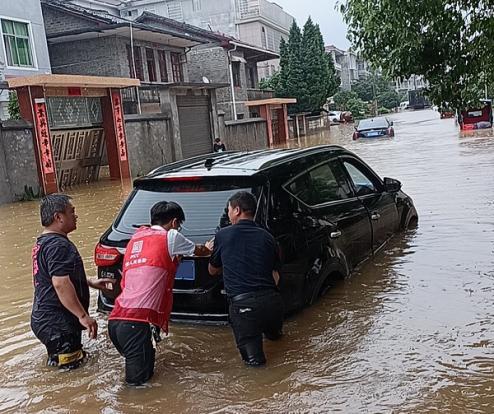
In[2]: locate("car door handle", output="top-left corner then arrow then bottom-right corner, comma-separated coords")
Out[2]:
371,213 -> 381,221
330,230 -> 342,239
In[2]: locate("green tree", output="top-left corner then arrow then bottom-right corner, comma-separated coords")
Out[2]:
377,89 -> 400,109
333,89 -> 357,110
341,0 -> 494,109
275,18 -> 339,113
8,91 -> 20,120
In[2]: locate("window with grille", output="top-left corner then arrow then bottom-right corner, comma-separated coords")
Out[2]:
167,1 -> 184,21
192,0 -> 201,11
127,45 -> 144,81
146,48 -> 157,82
158,50 -> 168,82
171,52 -> 184,82
1,19 -> 34,67
232,62 -> 241,87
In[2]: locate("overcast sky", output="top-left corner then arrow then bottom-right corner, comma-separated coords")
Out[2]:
274,0 -> 350,49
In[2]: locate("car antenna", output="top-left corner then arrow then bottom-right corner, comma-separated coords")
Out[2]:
204,158 -> 214,170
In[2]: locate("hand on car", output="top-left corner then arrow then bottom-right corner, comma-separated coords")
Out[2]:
79,313 -> 98,339
88,278 -> 116,295
205,238 -> 214,251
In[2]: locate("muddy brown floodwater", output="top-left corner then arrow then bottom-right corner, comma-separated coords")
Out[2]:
0,109 -> 493,413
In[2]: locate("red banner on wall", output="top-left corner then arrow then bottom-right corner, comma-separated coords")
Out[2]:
111,91 -> 128,162
33,100 -> 55,174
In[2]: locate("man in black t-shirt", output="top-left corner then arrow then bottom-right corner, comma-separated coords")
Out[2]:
208,191 -> 283,366
31,194 -> 114,369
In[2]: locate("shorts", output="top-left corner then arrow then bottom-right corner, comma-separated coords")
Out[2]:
31,321 -> 84,369
108,320 -> 155,386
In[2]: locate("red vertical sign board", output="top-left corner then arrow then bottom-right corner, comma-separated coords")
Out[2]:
34,100 -> 55,175
111,91 -> 128,162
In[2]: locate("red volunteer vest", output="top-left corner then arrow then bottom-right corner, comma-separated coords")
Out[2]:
109,227 -> 178,333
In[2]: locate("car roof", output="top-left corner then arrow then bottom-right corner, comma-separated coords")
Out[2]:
138,145 -> 349,182
357,117 -> 389,129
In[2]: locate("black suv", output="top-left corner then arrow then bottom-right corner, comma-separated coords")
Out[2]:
95,145 -> 417,322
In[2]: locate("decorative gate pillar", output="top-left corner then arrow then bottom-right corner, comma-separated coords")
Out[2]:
17,85 -> 58,194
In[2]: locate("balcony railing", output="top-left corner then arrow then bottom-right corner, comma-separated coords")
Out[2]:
237,0 -> 293,30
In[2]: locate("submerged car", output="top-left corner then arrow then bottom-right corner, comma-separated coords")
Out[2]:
95,146 -> 417,323
353,117 -> 394,140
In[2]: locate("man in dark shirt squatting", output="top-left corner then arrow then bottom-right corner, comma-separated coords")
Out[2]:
208,191 -> 283,366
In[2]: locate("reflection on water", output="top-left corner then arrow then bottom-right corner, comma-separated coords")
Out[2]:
1,110 -> 494,412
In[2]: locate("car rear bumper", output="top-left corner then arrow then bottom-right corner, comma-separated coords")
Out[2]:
98,286 -> 229,324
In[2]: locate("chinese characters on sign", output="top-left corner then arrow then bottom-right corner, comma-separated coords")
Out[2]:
34,101 -> 54,174
112,91 -> 128,161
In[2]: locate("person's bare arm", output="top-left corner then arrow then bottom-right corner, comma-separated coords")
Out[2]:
272,270 -> 280,286
194,244 -> 212,256
87,277 -> 117,295
52,276 -> 97,339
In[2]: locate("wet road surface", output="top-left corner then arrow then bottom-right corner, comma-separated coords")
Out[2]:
0,109 -> 493,413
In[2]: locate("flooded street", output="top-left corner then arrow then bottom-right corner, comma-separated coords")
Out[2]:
1,109 -> 493,413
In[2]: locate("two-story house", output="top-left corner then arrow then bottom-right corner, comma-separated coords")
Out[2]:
70,0 -> 294,79
41,0 -> 227,160
0,0 -> 51,118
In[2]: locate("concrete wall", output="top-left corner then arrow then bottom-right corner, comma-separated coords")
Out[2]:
221,117 -> 268,151
0,120 -> 40,204
124,114 -> 173,177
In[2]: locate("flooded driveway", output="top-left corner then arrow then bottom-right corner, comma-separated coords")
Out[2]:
1,109 -> 493,413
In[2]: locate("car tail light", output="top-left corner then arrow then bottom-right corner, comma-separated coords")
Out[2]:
352,131 -> 359,140
94,243 -> 122,267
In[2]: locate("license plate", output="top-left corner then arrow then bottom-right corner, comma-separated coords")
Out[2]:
367,131 -> 379,137
175,260 -> 195,281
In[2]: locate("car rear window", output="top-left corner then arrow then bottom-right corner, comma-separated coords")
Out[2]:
114,179 -> 261,236
358,118 -> 388,130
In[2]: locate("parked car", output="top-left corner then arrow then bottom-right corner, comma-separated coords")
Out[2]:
95,146 -> 418,323
353,117 -> 394,140
328,111 -> 342,124
458,100 -> 493,130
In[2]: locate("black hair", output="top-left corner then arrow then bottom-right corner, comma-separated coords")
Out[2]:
40,194 -> 73,227
214,138 -> 221,143
150,201 -> 185,226
228,191 -> 257,217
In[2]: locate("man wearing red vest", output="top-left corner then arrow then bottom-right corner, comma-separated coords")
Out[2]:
108,201 -> 211,385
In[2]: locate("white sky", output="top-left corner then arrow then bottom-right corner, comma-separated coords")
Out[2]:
274,0 -> 350,49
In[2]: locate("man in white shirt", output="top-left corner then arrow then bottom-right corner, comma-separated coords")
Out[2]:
108,201 -> 211,385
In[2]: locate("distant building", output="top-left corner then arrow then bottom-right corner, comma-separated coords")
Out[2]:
395,75 -> 427,94
0,0 -> 51,118
67,0 -> 294,79
325,45 -> 370,91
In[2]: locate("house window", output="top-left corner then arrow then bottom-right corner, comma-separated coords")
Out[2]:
171,52 -> 184,82
247,66 -> 256,88
127,45 -> 144,81
192,0 -> 201,11
232,62 -> 241,87
167,1 -> 184,21
145,48 -> 157,82
1,19 -> 34,67
158,50 -> 168,82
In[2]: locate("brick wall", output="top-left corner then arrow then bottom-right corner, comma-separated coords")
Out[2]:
49,36 -> 129,77
41,6 -> 102,36
188,45 -> 250,120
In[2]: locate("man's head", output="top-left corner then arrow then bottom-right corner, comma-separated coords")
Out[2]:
227,191 -> 257,224
40,194 -> 77,234
151,201 -> 185,231
214,138 -> 221,144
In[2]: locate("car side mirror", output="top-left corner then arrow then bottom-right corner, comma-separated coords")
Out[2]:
384,177 -> 401,193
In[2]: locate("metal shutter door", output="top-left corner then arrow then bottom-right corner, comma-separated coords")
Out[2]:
177,95 -> 213,159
